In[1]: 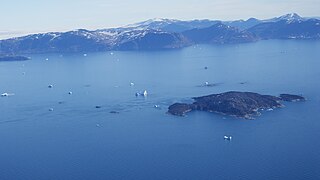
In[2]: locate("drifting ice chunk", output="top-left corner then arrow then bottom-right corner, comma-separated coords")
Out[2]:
143,90 -> 148,96
135,90 -> 148,97
224,136 -> 232,140
1,93 -> 15,97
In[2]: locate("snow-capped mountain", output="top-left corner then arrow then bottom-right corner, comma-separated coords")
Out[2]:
266,13 -> 304,23
248,14 -> 320,39
0,28 -> 191,53
124,18 -> 180,29
222,13 -> 306,30
0,13 -> 319,54
122,18 -> 220,32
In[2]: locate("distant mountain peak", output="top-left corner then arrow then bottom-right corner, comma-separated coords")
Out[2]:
270,13 -> 304,23
139,18 -> 180,25
247,17 -> 259,21
124,18 -> 179,29
149,18 -> 178,22
279,13 -> 302,20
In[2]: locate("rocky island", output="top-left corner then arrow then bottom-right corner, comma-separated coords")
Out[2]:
0,55 -> 30,62
168,91 -> 305,119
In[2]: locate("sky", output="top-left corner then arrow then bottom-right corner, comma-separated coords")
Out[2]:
0,0 -> 319,39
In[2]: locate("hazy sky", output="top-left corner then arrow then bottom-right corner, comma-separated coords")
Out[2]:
0,0 -> 319,39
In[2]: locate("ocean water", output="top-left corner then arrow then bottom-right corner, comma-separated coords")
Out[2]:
0,40 -> 320,180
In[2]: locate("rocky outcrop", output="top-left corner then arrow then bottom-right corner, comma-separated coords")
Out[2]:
280,94 -> 306,102
168,91 -> 305,119
168,103 -> 194,116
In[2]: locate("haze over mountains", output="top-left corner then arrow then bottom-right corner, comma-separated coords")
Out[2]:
0,13 -> 319,54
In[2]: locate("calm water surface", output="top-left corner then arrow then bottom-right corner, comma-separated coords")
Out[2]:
0,40 -> 320,180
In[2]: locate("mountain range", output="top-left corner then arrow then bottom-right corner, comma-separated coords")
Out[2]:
0,13 -> 319,54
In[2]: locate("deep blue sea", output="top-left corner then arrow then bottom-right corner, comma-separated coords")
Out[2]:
0,40 -> 320,180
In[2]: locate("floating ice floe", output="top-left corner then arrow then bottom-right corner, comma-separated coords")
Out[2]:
1,93 -> 15,97
143,90 -> 148,96
48,85 -> 53,88
83,54 -> 87,57
48,108 -> 54,111
154,105 -> 160,109
68,91 -> 73,95
224,135 -> 232,140
198,82 -> 221,87
130,82 -> 135,86
135,90 -> 148,97
45,58 -> 49,61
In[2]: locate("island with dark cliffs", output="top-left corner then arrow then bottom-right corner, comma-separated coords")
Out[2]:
168,91 -> 305,119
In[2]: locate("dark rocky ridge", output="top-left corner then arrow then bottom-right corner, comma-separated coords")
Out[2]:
0,29 -> 190,53
168,91 -> 305,119
248,19 -> 320,39
182,23 -> 258,44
